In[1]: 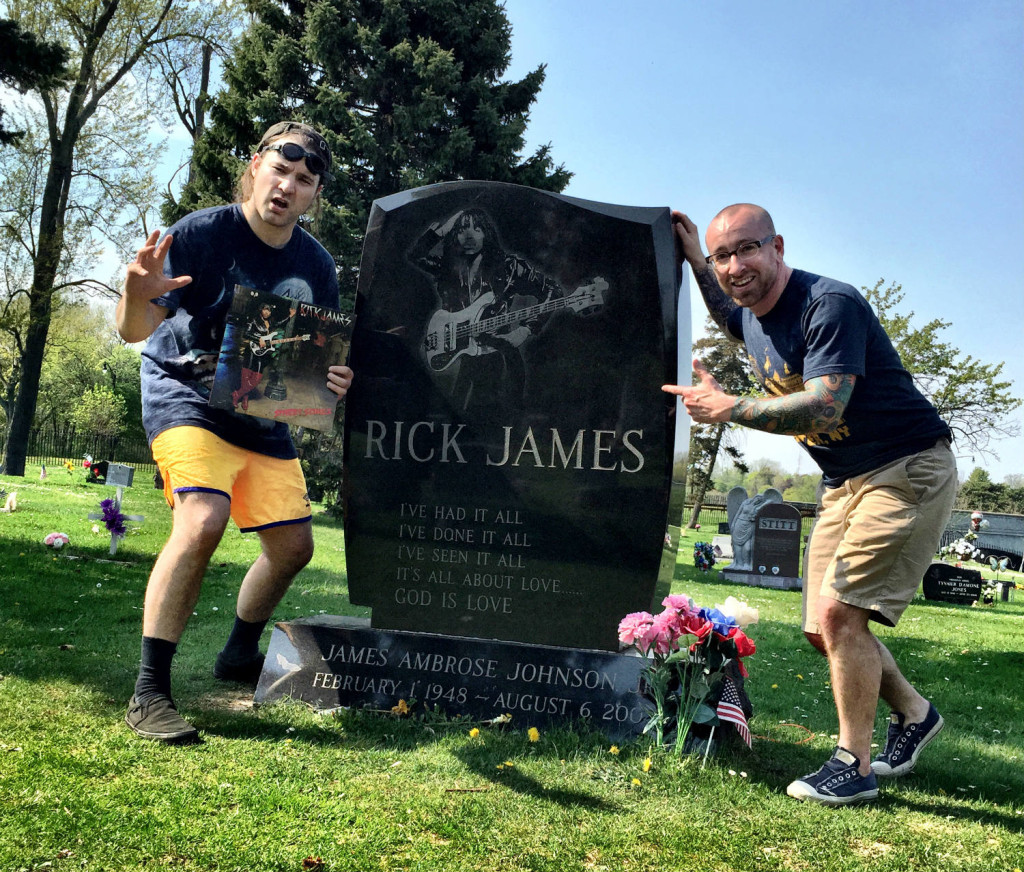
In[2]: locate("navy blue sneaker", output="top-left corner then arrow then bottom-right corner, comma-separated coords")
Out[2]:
871,702 -> 943,777
787,747 -> 879,806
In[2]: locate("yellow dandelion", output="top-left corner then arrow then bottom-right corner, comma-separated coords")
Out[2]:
771,684 -> 779,689
503,760 -> 515,767
609,745 -> 620,755
469,727 -> 480,738
631,778 -> 641,786
796,674 -> 804,680
527,727 -> 540,743
642,757 -> 652,773
391,699 -> 410,715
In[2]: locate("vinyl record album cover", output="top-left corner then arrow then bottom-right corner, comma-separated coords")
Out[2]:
208,285 -> 353,432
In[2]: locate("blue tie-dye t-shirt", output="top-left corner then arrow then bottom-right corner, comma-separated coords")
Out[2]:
140,204 -> 340,458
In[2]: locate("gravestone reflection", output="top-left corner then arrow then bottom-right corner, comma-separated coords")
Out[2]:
256,181 -> 688,737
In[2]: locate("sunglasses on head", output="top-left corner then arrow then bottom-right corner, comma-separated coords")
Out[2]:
260,141 -> 328,178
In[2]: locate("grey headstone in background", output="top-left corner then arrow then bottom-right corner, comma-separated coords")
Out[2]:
726,486 -> 748,532
728,490 -> 783,571
722,496 -> 802,591
105,464 -> 134,488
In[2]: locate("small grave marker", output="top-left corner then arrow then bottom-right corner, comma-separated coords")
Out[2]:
87,465 -> 144,554
921,563 -> 983,604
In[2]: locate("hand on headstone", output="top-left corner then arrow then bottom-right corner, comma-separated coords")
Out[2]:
671,211 -> 706,271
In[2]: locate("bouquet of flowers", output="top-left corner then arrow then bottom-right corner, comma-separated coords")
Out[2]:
939,535 -> 982,563
99,498 -> 127,538
619,594 -> 758,752
693,542 -> 715,572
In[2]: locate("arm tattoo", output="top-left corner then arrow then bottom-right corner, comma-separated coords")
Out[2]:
730,374 -> 856,435
692,265 -> 738,336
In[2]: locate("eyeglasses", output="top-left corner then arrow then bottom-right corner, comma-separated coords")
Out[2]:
705,234 -> 777,269
260,142 -> 328,178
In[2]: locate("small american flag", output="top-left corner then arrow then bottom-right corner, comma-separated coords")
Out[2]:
716,677 -> 752,748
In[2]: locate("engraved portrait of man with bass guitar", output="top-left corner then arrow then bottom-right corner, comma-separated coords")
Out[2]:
410,208 -> 607,416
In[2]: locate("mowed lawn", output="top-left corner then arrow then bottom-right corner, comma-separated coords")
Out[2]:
1,474 -> 1022,872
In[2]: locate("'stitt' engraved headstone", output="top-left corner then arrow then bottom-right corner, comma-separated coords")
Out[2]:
722,497 -> 802,590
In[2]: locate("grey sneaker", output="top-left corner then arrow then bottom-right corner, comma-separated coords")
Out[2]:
787,747 -> 879,806
871,702 -> 943,777
125,696 -> 200,744
213,651 -> 265,686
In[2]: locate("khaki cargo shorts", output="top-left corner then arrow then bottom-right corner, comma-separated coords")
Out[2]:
802,439 -> 957,634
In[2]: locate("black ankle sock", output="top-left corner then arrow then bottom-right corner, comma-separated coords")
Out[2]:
219,615 -> 268,664
134,636 -> 177,703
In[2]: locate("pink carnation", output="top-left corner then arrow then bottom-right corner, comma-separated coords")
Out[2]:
648,610 -> 682,655
661,594 -> 694,615
618,611 -> 654,647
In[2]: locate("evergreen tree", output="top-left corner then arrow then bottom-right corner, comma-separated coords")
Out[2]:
0,19 -> 68,146
169,0 -> 571,309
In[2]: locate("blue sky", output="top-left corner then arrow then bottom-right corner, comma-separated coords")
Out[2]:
500,0 -> 1023,483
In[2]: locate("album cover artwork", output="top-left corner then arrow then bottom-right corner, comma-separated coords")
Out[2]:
208,285 -> 353,432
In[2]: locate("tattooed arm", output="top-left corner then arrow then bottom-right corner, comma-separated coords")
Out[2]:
731,374 -> 856,434
672,211 -> 739,337
663,360 -> 856,436
692,264 -> 738,335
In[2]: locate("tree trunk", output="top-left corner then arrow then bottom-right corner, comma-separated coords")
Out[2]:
1,148 -> 73,476
686,422 -> 725,528
2,0 -> 127,475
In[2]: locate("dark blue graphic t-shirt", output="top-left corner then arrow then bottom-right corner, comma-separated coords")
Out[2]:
727,269 -> 950,486
141,204 -> 340,458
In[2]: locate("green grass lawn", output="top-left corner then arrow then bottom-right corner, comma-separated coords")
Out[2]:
1,475 -> 1022,872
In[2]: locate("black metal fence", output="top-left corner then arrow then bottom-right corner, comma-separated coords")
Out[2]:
0,427 -> 157,476
680,495 -> 817,538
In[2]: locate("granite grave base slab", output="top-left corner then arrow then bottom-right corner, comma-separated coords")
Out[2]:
254,616 -> 653,740
720,567 -> 802,591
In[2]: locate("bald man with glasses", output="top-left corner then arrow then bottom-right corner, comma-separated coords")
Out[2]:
666,204 -> 956,806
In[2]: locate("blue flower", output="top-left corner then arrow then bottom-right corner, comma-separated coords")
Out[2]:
699,607 -> 738,636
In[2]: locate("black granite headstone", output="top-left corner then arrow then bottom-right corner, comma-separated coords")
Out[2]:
922,563 -> 983,604
752,502 -> 802,578
342,181 -> 683,652
255,617 -> 651,739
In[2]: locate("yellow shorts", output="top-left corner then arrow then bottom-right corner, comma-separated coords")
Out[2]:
151,426 -> 311,533
802,439 -> 957,633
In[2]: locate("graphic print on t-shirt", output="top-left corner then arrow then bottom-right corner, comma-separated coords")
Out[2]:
747,344 -> 851,449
